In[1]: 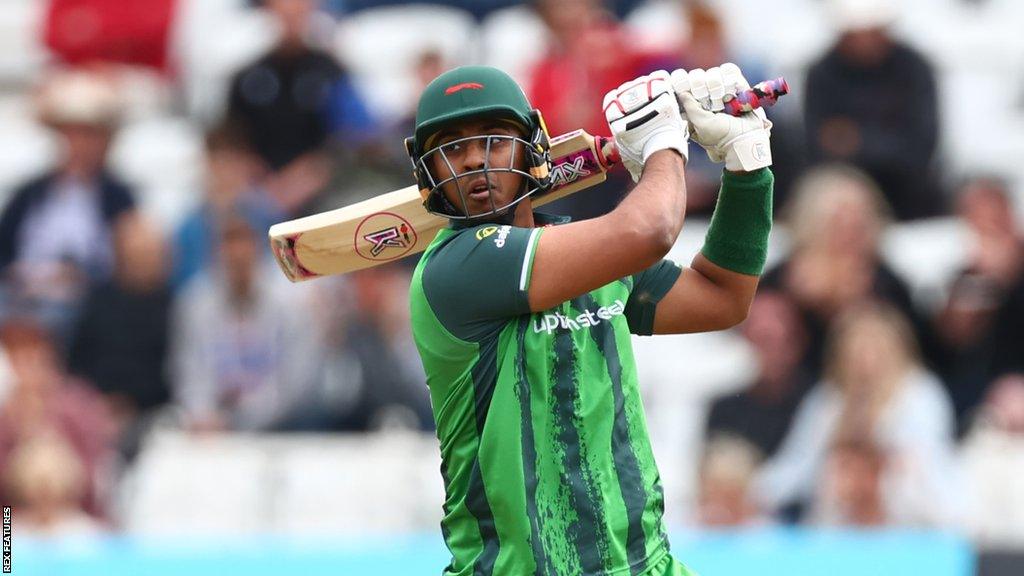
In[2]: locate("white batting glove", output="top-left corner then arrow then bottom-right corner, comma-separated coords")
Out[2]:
603,70 -> 689,182
671,63 -> 772,172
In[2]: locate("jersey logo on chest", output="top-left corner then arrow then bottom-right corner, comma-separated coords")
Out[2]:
533,299 -> 625,334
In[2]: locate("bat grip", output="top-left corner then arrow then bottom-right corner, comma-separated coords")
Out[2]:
596,76 -> 788,167
724,77 -> 789,116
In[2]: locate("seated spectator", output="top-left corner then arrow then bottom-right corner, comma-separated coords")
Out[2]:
228,0 -> 376,216
173,122 -> 280,289
810,435 -> 888,527
706,290 -> 813,459
3,431 -> 107,538
0,69 -> 135,340
697,435 -> 767,527
527,0 -> 645,219
169,213 -> 321,432
0,320 -> 116,520
804,0 -> 942,220
329,264 -> 432,431
926,177 -> 1024,435
754,302 -> 960,527
763,164 -> 920,375
68,214 -> 172,460
300,263 -> 431,432
961,373 -> 1024,546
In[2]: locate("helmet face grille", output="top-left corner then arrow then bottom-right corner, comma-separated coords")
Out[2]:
418,134 -> 548,221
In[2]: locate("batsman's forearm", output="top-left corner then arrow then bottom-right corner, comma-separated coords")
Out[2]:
608,150 -> 688,260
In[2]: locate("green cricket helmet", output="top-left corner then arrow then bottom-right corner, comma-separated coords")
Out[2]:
404,65 -> 552,221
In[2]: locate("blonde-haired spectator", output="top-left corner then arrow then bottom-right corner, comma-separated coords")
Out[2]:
762,164 -> 920,376
3,432 -> 107,538
697,435 -> 767,527
753,302 -> 961,527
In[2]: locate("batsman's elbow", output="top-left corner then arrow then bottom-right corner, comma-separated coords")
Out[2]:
722,299 -> 752,330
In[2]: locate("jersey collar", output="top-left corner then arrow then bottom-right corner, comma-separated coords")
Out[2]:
449,211 -> 571,229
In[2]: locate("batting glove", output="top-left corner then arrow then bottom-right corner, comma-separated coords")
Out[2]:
603,70 -> 689,182
671,63 -> 772,172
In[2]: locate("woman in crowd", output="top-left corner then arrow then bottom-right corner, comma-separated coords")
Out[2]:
762,164 -> 920,375
753,302 -> 962,526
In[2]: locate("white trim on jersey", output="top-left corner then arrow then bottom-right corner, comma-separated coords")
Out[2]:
519,228 -> 541,291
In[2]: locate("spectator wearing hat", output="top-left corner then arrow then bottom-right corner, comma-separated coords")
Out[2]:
0,69 -> 136,339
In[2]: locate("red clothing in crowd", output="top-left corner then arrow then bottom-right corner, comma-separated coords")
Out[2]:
528,22 -> 652,137
43,0 -> 177,72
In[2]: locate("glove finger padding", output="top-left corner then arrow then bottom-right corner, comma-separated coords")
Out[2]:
604,71 -> 689,182
705,67 -> 726,112
720,62 -> 749,93
678,91 -> 727,163
674,64 -> 773,172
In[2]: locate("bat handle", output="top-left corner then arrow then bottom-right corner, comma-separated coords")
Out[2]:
723,77 -> 789,116
596,135 -> 620,167
595,76 -> 788,168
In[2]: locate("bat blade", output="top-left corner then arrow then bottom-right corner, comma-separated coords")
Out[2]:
269,184 -> 446,281
269,130 -> 608,282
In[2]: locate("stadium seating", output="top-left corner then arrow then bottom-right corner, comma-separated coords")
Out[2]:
122,430 -> 443,536
478,5 -> 548,87
334,4 -> 478,121
0,0 -> 48,86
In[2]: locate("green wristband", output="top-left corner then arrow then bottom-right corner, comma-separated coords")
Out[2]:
700,168 -> 774,276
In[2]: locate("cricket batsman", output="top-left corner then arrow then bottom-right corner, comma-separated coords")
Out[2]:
407,64 -> 774,575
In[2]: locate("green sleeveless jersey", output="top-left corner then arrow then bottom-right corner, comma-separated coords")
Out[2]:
409,214 -> 682,576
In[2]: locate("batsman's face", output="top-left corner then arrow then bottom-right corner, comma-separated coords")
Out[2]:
427,119 -> 527,217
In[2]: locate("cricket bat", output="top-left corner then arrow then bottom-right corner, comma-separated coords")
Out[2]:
269,78 -> 788,282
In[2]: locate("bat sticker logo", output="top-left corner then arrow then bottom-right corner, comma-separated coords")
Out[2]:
354,212 -> 418,261
363,226 -> 410,256
549,156 -> 592,187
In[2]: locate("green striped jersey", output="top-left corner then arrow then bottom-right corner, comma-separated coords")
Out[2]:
409,214 -> 682,576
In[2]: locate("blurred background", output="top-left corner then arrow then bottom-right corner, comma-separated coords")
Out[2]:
0,0 -> 1022,574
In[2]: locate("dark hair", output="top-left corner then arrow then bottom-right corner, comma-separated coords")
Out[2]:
204,120 -> 254,154
0,319 -> 54,355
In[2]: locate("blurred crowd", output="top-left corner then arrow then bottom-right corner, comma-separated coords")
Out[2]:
0,0 -> 1021,552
